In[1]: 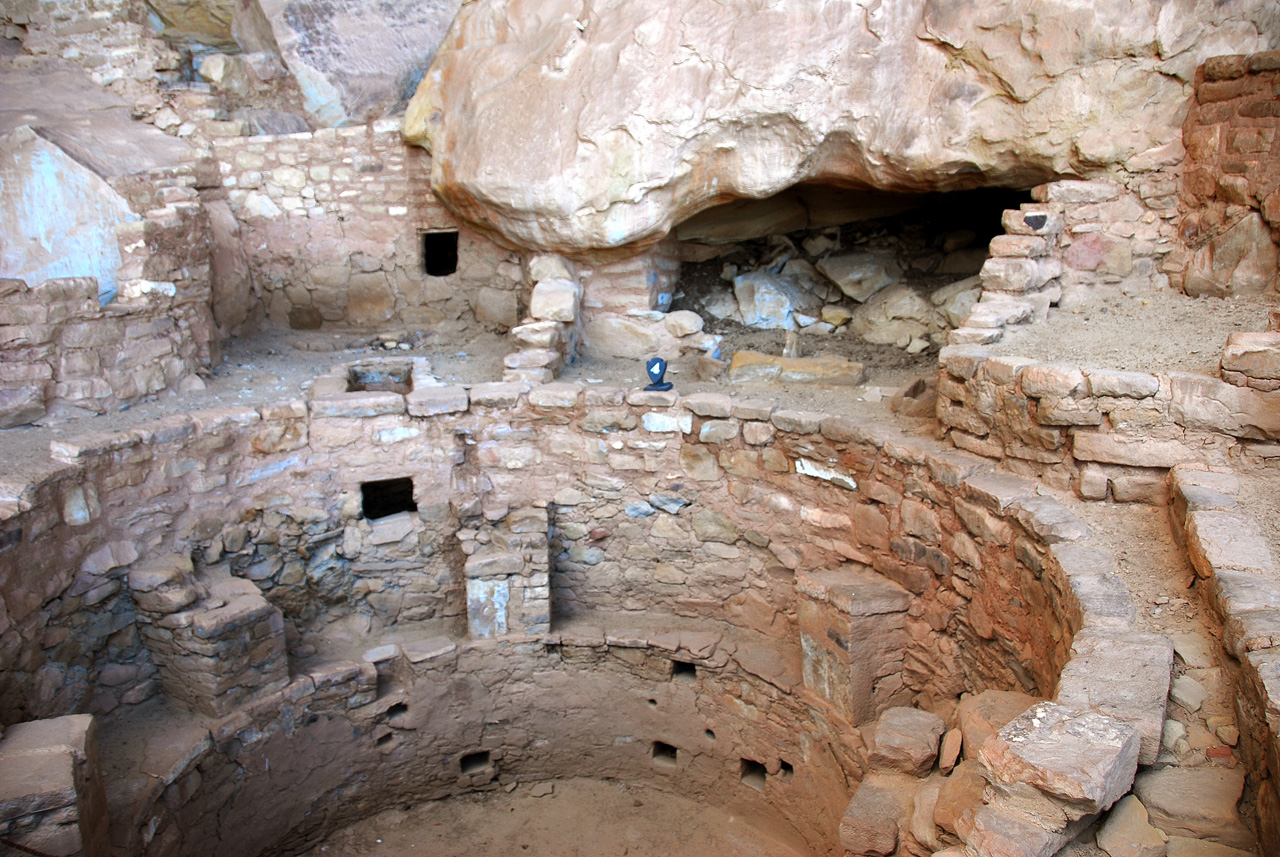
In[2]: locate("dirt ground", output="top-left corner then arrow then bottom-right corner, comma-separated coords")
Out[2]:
295,778 -> 810,857
990,287 -> 1279,375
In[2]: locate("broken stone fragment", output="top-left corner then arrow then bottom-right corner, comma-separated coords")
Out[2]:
839,772 -> 918,856
1132,767 -> 1255,851
866,707 -> 946,777
978,702 -> 1140,817
1097,794 -> 1169,857
956,690 -> 1040,760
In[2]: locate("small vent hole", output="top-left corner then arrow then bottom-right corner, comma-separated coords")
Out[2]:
652,741 -> 678,767
740,758 -> 766,791
671,660 -> 697,684
460,751 -> 490,774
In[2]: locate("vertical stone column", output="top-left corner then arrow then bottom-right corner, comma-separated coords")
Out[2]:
796,567 -> 913,726
0,714 -> 109,857
461,506 -> 551,639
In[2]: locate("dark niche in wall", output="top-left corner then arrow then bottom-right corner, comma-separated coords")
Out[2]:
422,231 -> 459,277
361,477 -> 418,520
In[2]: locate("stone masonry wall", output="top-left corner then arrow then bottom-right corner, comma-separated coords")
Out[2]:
1176,50 -> 1280,297
208,121 -> 525,333
0,161 -> 216,428
953,177 -> 1181,347
936,344 -> 1280,499
0,375 -> 1117,731
0,376 -> 1189,856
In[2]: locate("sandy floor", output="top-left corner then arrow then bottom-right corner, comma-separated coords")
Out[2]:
295,778 -> 811,857
990,288 -> 1278,374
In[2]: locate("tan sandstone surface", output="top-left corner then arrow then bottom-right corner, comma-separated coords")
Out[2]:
404,0 -> 1278,256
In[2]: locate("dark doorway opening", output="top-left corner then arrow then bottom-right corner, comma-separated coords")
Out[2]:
423,231 -> 459,277
361,477 -> 418,520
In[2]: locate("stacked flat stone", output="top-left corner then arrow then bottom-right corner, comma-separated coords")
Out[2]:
460,506 -> 551,638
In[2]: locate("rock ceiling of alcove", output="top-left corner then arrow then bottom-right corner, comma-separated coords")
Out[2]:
403,0 -> 1277,258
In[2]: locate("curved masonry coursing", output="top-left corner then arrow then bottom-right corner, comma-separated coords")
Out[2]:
0,371 -> 1167,855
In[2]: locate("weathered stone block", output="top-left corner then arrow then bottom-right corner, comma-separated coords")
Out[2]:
867,707 -> 946,776
978,702 -> 1139,816
1054,628 -> 1173,764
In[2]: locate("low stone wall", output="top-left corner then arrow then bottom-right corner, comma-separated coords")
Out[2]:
0,275 -> 213,428
1170,467 -> 1280,854
208,121 -> 524,333
1176,50 -> 1280,297
952,176 -> 1182,346
936,344 -> 1280,498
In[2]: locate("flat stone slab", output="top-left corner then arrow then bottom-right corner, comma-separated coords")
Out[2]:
1054,628 -> 1173,764
978,702 -> 1139,816
1185,511 -> 1277,578
839,772 -> 917,856
1132,767 -> 1254,850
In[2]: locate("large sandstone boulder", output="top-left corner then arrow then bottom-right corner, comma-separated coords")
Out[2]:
405,0 -> 1276,257
236,0 -> 464,126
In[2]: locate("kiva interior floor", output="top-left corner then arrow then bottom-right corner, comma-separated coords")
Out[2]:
296,777 -> 811,857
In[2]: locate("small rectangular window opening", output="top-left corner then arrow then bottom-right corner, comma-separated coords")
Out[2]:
740,758 -> 766,791
780,760 -> 794,781
460,750 -> 491,774
652,741 -> 678,767
423,231 -> 459,277
671,660 -> 697,684
348,364 -> 413,394
361,477 -> 418,520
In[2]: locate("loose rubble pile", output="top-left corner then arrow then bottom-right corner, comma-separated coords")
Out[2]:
679,210 -> 995,352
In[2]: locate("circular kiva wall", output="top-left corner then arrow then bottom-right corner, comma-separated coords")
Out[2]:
0,365 -> 1142,856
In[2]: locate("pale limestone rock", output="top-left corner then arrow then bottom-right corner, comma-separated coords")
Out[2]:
849,285 -> 934,347
1169,675 -> 1208,713
236,0 -> 463,126
1054,628 -> 1173,765
816,253 -> 900,303
734,272 -> 821,330
583,316 -> 661,359
1222,332 -> 1280,381
1098,795 -> 1169,857
978,702 -> 1139,816
529,278 -> 580,322
405,0 -> 1274,256
867,707 -> 946,777
663,310 -> 704,338
1133,768 -> 1254,850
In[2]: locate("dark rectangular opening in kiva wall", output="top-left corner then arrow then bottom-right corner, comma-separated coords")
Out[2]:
740,759 -> 767,790
652,741 -> 678,766
422,230 -> 459,276
460,751 -> 490,774
361,477 -> 418,520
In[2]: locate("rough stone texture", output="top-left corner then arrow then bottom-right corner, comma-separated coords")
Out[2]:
235,0 -> 464,126
1176,51 -> 1280,296
934,759 -> 987,836
839,772 -> 917,857
404,0 -> 1276,256
0,714 -> 109,857
211,125 -> 521,332
1055,628 -> 1173,764
1133,768 -> 1255,851
866,707 -> 946,777
978,702 -> 1140,816
957,690 -> 1041,760
1096,795 -> 1169,857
